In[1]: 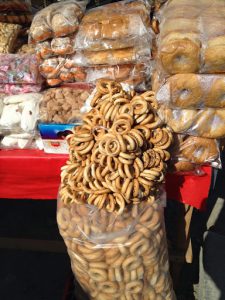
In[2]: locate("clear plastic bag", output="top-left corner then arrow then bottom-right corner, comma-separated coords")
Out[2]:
0,93 -> 41,133
0,83 -> 42,94
0,132 -> 43,149
158,106 -> 225,139
57,195 -> 176,300
156,74 -> 225,109
36,35 -> 76,59
168,160 -> 206,176
39,84 -> 93,123
169,134 -> 221,168
157,0 -> 225,75
0,22 -> 21,53
74,0 -> 152,51
71,47 -> 151,66
0,54 -> 42,84
29,0 -> 86,43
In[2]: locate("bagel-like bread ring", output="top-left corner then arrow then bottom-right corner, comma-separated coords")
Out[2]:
204,36 -> 225,73
56,207 -> 71,230
169,74 -> 203,108
163,5 -> 201,19
181,136 -> 218,164
160,108 -> 196,133
205,77 -> 225,108
160,38 -> 200,74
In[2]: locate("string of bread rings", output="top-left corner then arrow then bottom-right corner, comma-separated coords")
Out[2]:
60,79 -> 173,214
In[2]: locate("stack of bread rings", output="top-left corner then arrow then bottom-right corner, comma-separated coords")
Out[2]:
60,79 -> 173,214
152,0 -> 225,172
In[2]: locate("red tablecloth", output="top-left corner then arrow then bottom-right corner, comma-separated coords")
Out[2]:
0,150 -> 212,209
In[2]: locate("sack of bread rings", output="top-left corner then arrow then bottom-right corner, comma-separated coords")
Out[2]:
158,106 -> 225,139
57,192 -> 176,300
0,0 -> 32,25
155,74 -> 225,109
39,84 -> 93,123
74,0 -> 153,52
29,0 -> 86,43
169,134 -> 221,169
157,0 -> 225,75
168,160 -> 206,176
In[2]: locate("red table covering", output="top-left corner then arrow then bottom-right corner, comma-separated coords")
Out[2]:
0,150 -> 212,209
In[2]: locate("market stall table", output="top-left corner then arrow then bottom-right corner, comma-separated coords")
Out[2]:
0,149 -> 212,209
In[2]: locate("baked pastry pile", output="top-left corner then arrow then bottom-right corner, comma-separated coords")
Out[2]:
60,79 -> 172,213
32,0 -> 152,89
39,85 -> 92,123
57,79 -> 175,299
158,0 -> 225,74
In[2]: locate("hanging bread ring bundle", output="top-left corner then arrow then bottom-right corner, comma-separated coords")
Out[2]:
60,79 -> 173,214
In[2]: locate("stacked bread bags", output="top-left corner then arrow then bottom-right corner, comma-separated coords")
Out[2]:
29,0 -> 87,87
34,0 -> 153,90
152,0 -> 225,172
0,12 -> 43,149
57,79 -> 176,299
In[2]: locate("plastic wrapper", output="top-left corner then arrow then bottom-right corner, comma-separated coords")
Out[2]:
157,0 -> 225,75
0,132 -> 43,149
74,0 -> 152,51
168,160 -> 206,176
156,74 -> 225,109
36,35 -> 76,59
169,134 -> 221,168
57,195 -> 175,300
39,57 -> 151,89
29,0 -> 86,43
0,83 -> 42,94
17,43 -> 36,54
158,106 -> 225,139
0,22 -> 21,53
72,47 -> 151,66
39,84 -> 93,123
0,54 -> 42,84
0,93 -> 41,133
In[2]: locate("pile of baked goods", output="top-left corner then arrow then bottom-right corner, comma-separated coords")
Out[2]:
58,79 -> 176,299
152,0 -> 225,172
32,0 -> 153,89
39,84 -> 92,123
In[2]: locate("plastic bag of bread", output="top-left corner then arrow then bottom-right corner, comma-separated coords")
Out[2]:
29,0 -> 86,43
0,0 -> 32,25
39,84 -> 93,123
0,93 -> 41,133
169,134 -> 221,168
0,133 -> 43,149
72,47 -> 151,66
39,56 -> 87,86
156,74 -> 225,109
74,0 -> 152,51
0,22 -> 21,53
157,0 -> 225,75
36,35 -> 76,59
168,160 -> 206,176
0,54 -> 42,84
85,63 -> 152,91
158,107 -> 225,139
57,194 -> 175,300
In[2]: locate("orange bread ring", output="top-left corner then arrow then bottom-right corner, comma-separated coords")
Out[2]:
160,38 -> 200,74
205,77 -> 225,108
169,74 -> 203,108
204,36 -> 225,73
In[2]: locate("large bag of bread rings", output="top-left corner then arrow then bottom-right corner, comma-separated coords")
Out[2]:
57,191 -> 176,300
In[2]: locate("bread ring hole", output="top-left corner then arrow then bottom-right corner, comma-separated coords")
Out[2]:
179,89 -> 191,100
219,94 -> 225,102
193,147 -> 204,159
175,55 -> 185,63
